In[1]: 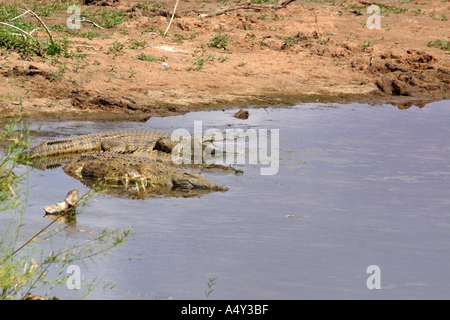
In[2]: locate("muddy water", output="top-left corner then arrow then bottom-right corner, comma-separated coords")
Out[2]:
6,100 -> 450,299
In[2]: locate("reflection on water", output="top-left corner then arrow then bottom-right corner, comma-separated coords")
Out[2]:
5,99 -> 450,299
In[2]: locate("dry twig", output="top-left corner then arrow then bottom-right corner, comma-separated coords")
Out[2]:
164,0 -> 180,37
19,8 -> 55,43
0,22 -> 35,39
80,18 -> 104,29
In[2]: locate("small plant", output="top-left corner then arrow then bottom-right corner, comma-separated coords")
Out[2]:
381,6 -> 408,15
410,8 -> 423,15
73,60 -> 87,73
207,32 -> 231,50
260,12 -> 270,20
119,29 -> 129,36
80,31 -> 102,41
136,1 -> 163,10
136,53 -> 158,62
105,75 -> 115,83
234,61 -> 248,68
316,37 -> 329,45
95,8 -> 128,28
68,76 -> 78,85
205,275 -> 217,299
128,38 -> 149,49
188,49 -> 216,71
107,64 -> 118,72
172,33 -> 188,44
245,33 -> 256,40
129,67 -> 138,78
108,41 -> 124,58
283,33 -> 302,48
361,40 -> 376,51
273,13 -> 285,20
141,27 -> 156,35
49,63 -> 69,81
427,39 -> 450,51
149,2 -> 165,10
189,30 -> 199,39
217,56 -> 229,63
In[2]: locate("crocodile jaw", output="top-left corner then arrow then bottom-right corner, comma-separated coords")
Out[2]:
173,171 -> 229,191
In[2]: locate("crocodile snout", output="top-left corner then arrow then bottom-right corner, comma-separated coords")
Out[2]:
174,171 -> 228,191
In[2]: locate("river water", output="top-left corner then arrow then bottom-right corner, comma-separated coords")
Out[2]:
4,99 -> 450,299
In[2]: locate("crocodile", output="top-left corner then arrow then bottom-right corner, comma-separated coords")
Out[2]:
27,130 -> 241,197
28,130 -> 221,159
63,152 -> 229,194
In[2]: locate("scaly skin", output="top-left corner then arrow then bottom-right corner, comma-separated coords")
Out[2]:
28,130 -> 236,195
63,152 -> 229,191
29,130 -> 172,157
28,130 -> 223,161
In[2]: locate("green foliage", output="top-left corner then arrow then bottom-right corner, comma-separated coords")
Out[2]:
81,31 -> 104,41
234,61 -> 248,68
361,40 -> 376,51
0,29 -> 40,56
136,53 -> 158,62
30,1 -> 66,17
0,111 -> 132,300
108,41 -> 125,58
47,40 -> 65,56
205,275 -> 217,299
427,39 -> 450,51
171,33 -> 188,44
207,32 -> 231,50
245,33 -> 256,40
128,38 -> 150,49
188,49 -> 217,71
316,37 -> 329,45
0,3 -> 35,32
94,8 -> 128,29
0,112 -> 29,208
136,1 -> 165,10
0,3 -> 70,58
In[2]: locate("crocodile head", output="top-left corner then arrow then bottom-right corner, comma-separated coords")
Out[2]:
172,171 -> 229,191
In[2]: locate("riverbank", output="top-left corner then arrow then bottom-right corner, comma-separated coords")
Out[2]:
0,0 -> 449,121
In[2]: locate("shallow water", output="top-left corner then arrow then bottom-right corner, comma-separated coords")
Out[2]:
4,100 -> 450,299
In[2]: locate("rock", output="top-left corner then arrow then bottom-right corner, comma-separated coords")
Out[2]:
233,109 -> 249,119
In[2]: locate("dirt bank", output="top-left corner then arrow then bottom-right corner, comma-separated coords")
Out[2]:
0,0 -> 449,121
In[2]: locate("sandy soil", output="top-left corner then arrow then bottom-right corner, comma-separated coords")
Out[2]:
0,0 -> 449,121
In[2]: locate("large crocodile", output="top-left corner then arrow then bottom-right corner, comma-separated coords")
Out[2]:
63,152 -> 229,193
27,130 -> 239,197
29,130 -> 219,159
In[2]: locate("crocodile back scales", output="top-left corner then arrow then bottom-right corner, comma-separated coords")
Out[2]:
30,130 -> 173,157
